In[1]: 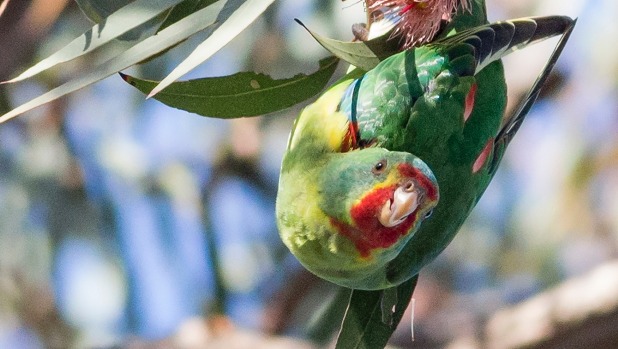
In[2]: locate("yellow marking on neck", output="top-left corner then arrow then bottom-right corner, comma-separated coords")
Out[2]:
289,82 -> 352,152
354,170 -> 402,207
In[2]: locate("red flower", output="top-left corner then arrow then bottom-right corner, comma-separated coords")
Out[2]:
366,0 -> 470,49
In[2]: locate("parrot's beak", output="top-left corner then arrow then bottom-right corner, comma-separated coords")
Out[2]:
379,181 -> 420,228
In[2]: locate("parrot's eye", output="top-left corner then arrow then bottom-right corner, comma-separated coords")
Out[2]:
424,209 -> 434,218
372,159 -> 387,175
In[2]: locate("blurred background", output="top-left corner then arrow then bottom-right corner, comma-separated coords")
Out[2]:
0,0 -> 617,348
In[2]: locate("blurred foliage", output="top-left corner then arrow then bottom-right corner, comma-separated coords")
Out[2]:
0,0 -> 283,122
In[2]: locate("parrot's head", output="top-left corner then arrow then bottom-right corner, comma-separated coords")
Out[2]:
319,147 -> 439,260
276,146 -> 439,289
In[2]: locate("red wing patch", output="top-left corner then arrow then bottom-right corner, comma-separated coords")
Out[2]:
464,83 -> 477,122
473,138 -> 494,173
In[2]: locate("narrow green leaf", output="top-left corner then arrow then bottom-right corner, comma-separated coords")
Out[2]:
4,0 -> 185,84
121,56 -> 339,118
296,19 -> 401,71
0,86 -> 10,115
74,0 -> 135,23
135,0 -> 220,65
75,0 -> 174,42
306,287 -> 352,346
335,276 -> 418,349
159,0 -> 218,31
148,0 -> 276,98
0,0 -> 226,124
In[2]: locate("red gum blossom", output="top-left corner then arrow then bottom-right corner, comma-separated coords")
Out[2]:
330,163 -> 437,258
400,3 -> 416,15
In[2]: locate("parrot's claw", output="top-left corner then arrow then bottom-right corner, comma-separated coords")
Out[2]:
352,23 -> 369,41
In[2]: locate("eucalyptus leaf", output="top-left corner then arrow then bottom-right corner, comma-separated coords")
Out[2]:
335,276 -> 418,349
5,0 -> 185,83
0,0 -> 226,124
75,0 -> 135,22
136,0 -> 222,66
121,56 -> 339,118
0,86 -> 9,115
148,0 -> 276,97
295,19 -> 401,71
75,0 -> 172,41
159,0 -> 219,31
306,287 -> 352,346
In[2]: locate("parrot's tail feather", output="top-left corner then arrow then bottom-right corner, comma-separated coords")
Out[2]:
439,16 -> 575,74
488,17 -> 577,174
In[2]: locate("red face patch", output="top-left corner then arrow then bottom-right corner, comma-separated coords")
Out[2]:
330,184 -> 417,258
397,163 -> 438,201
330,163 -> 437,258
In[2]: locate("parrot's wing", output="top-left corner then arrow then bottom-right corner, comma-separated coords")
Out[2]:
489,18 -> 577,173
433,16 -> 576,174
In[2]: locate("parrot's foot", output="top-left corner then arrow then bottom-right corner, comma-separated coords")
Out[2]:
352,22 -> 369,41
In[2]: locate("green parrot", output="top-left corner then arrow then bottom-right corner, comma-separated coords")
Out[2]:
276,82 -> 440,286
276,2 -> 575,290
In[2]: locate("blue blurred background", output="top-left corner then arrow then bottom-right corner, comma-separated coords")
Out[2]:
0,0 -> 617,348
